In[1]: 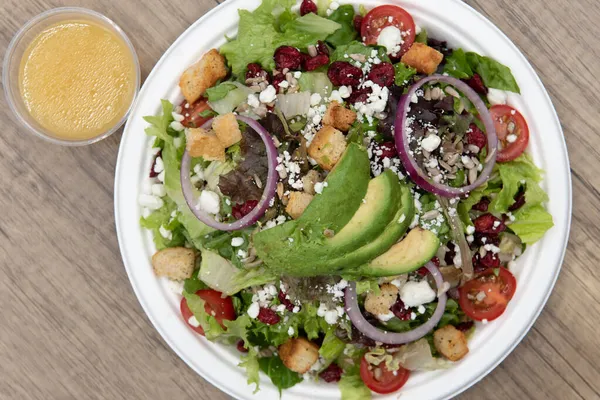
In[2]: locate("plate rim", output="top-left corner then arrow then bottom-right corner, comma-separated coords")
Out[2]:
114,0 -> 572,399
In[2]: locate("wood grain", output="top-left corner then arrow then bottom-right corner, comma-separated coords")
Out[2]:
0,0 -> 598,399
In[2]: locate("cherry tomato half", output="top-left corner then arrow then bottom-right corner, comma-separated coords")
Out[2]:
360,355 -> 410,394
180,98 -> 213,128
489,105 -> 530,162
180,289 -> 236,335
361,5 -> 416,57
458,267 -> 517,322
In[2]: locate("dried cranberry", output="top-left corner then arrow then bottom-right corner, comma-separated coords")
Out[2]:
444,243 -> 457,266
300,0 -> 318,16
316,41 -> 330,56
391,299 -> 411,321
274,46 -> 302,70
378,142 -> 398,159
353,15 -> 364,33
473,214 -> 506,234
431,256 -> 441,267
347,87 -> 371,104
319,363 -> 343,383
327,61 -> 363,87
465,73 -> 488,95
467,124 -> 487,152
257,307 -> 280,325
304,54 -> 330,71
475,251 -> 501,270
232,200 -> 259,220
455,321 -> 475,332
472,232 -> 500,248
236,340 -> 248,353
367,62 -> 395,87
272,73 -> 286,89
246,63 -> 267,81
508,187 -> 526,212
149,150 -> 162,178
472,197 -> 490,212
277,291 -> 295,312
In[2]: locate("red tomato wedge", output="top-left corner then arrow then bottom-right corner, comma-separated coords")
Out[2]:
489,105 -> 530,162
361,5 -> 416,57
180,98 -> 213,129
180,289 -> 236,335
360,355 -> 410,394
459,267 -> 517,321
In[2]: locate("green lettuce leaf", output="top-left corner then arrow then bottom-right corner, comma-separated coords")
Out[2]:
221,3 -> 340,77
199,250 -> 276,295
415,28 -> 428,44
339,372 -> 371,400
144,100 -> 215,246
259,356 -> 303,393
239,347 -> 261,393
326,5 -> 357,47
205,82 -> 237,102
319,330 -> 345,368
443,48 -> 473,79
491,154 -> 545,212
510,205 -> 554,244
466,52 -> 520,93
182,291 -> 226,340
394,62 -> 417,86
298,72 -> 333,98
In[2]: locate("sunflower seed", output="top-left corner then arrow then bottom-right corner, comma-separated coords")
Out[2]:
423,150 -> 431,159
422,210 -> 441,220
468,168 -> 478,184
277,167 -> 287,179
308,45 -> 318,57
427,167 -> 441,177
282,68 -> 290,75
447,153 -> 460,165
467,144 -> 480,153
479,246 -> 487,258
253,174 -> 263,189
471,156 -> 480,166
440,160 -> 453,172
424,87 -> 432,101
350,54 -> 367,62
277,183 -> 284,199
431,87 -> 444,100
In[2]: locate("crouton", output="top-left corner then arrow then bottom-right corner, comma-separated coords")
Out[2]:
285,191 -> 314,220
322,101 -> 357,132
307,126 -> 347,171
212,113 -> 242,148
179,49 -> 228,104
401,43 -> 444,75
302,170 -> 322,195
186,128 -> 225,161
279,337 -> 320,374
433,325 -> 469,361
364,283 -> 399,316
152,247 -> 196,280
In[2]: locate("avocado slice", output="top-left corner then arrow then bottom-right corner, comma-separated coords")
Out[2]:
298,143 -> 370,231
357,228 -> 440,277
318,183 -> 416,275
253,143 -> 371,274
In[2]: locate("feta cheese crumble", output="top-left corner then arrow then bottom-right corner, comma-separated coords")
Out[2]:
197,190 -> 220,214
377,26 -> 404,56
399,280 -> 436,307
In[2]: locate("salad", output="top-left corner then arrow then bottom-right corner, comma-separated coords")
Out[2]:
138,0 -> 554,398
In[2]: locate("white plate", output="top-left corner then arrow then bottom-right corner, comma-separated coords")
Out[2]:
114,1 -> 572,399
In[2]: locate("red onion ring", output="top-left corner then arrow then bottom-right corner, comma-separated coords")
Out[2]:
345,262 -> 447,345
180,115 -> 278,231
394,74 -> 498,198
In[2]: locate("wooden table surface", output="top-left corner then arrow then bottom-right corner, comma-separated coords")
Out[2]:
1,0 -> 598,399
